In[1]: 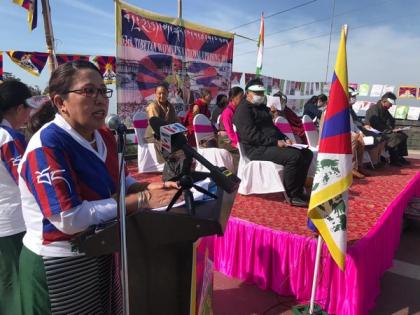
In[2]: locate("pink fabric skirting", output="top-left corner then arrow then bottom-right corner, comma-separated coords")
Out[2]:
214,172 -> 420,315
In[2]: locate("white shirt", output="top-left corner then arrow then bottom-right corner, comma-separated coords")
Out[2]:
0,119 -> 26,237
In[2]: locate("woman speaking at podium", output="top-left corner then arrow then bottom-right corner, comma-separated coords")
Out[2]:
18,61 -> 178,314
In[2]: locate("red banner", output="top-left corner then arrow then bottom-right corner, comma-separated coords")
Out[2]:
55,54 -> 90,66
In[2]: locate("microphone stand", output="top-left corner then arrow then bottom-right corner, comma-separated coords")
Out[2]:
116,124 -> 130,315
165,153 -> 217,215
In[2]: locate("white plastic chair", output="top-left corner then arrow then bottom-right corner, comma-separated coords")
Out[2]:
193,114 -> 234,172
302,115 -> 319,149
234,125 -> 288,198
132,111 -> 164,173
274,116 -> 296,143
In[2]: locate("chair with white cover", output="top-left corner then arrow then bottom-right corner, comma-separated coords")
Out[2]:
193,114 -> 234,172
132,111 -> 164,173
234,125 -> 288,198
302,115 -> 319,149
274,116 -> 296,143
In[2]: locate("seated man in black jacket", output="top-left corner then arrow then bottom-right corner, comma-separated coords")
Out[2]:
233,78 -> 313,207
365,92 -> 409,167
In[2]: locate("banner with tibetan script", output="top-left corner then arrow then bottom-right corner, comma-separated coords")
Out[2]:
6,50 -> 48,76
116,1 -> 234,125
93,56 -> 116,85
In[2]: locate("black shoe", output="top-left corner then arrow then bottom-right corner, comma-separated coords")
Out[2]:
399,157 -> 410,165
290,197 -> 309,208
390,160 -> 403,167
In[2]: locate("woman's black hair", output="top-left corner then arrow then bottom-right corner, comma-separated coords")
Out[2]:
305,95 -> 318,106
273,91 -> 287,102
26,101 -> 56,135
0,80 -> 32,121
381,92 -> 397,101
216,94 -> 227,108
48,60 -> 103,100
318,94 -> 328,102
228,86 -> 244,101
155,82 -> 169,91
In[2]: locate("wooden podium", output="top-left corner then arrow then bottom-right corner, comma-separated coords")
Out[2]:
74,186 -> 236,315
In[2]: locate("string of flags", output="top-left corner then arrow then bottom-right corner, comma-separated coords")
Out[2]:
0,50 -> 116,84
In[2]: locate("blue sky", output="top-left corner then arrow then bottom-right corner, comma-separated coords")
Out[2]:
1,0 -> 420,107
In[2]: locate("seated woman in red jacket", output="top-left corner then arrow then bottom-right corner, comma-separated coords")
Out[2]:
274,91 -> 308,144
183,88 -> 212,146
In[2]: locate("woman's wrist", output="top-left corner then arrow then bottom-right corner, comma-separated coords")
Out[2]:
137,190 -> 151,210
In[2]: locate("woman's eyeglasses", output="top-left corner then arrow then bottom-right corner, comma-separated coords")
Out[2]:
64,87 -> 113,99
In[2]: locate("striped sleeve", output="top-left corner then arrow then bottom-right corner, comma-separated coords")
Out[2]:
0,133 -> 26,184
20,147 -> 82,218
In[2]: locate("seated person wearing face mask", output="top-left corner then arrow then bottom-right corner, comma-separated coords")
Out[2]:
233,79 -> 313,207
274,91 -> 307,144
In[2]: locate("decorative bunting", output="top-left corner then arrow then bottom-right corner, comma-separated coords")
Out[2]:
6,51 -> 48,76
383,85 -> 395,94
92,56 -> 116,85
13,0 -> 37,31
370,84 -> 383,97
398,86 -> 417,98
272,78 -> 280,91
358,83 -> 370,96
56,54 -> 90,66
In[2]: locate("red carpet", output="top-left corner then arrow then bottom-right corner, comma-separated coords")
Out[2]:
129,159 -> 420,242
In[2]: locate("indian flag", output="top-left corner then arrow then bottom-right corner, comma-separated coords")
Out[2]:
256,13 -> 264,77
307,25 -> 352,271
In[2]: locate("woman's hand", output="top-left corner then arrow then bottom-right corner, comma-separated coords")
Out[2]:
277,140 -> 287,148
142,188 -> 180,209
147,181 -> 179,190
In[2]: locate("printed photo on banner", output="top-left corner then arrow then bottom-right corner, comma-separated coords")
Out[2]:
383,84 -> 395,93
230,71 -> 242,85
394,105 -> 409,119
261,75 -> 273,94
370,84 -> 383,97
271,78 -> 280,92
358,83 -> 370,96
245,72 -> 256,85
116,2 -> 234,125
407,106 -> 420,120
398,86 -> 417,98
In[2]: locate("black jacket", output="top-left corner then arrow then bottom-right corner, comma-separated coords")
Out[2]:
233,98 -> 287,156
365,101 -> 395,132
303,101 -> 322,120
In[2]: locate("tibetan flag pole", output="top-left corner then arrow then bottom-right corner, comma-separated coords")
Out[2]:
40,0 -> 57,72
255,12 -> 264,77
294,24 -> 352,315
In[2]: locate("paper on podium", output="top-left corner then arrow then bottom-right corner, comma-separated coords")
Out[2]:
286,143 -> 309,150
152,179 -> 217,211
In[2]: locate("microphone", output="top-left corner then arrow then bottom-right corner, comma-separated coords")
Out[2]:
105,114 -> 127,134
149,117 -> 240,194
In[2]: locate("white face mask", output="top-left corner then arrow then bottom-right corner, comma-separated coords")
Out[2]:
251,94 -> 265,105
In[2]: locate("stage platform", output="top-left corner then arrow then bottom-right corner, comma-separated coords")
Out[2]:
129,160 -> 420,315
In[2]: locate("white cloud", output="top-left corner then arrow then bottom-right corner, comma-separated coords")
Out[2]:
55,0 -> 113,20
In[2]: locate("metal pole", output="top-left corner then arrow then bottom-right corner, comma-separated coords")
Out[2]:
118,135 -> 130,315
309,235 -> 323,314
324,0 -> 336,83
40,0 -> 57,72
178,0 -> 182,19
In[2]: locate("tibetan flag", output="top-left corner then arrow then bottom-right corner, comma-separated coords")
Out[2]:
307,25 -> 352,270
56,54 -> 90,66
0,52 -> 3,82
13,0 -> 37,31
256,13 -> 264,77
93,56 -> 116,85
7,51 -> 48,76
